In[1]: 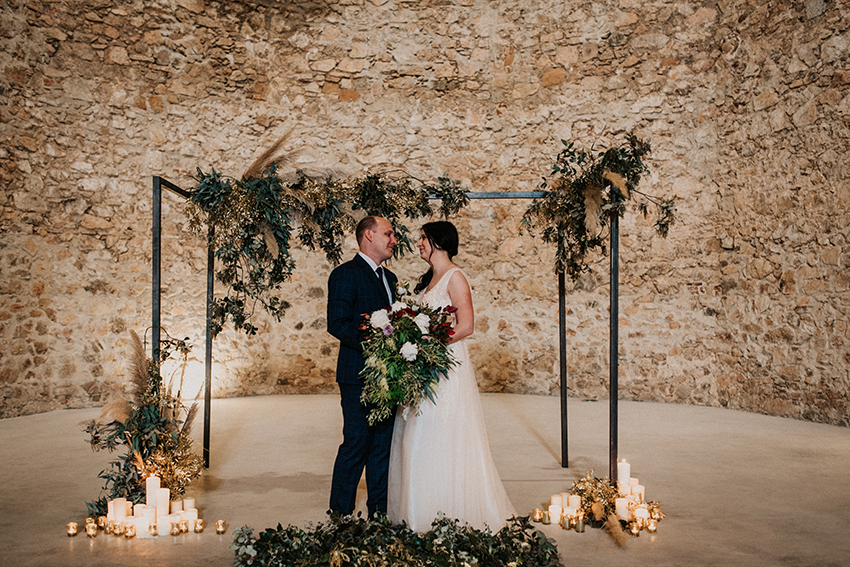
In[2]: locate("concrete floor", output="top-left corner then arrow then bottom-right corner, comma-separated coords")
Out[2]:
1,393 -> 849,567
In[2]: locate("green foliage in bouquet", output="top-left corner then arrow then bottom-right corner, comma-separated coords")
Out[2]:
183,134 -> 471,338
232,514 -> 561,567
82,331 -> 203,516
522,132 -> 677,278
359,283 -> 457,425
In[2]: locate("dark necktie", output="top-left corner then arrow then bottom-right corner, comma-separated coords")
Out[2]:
376,267 -> 390,303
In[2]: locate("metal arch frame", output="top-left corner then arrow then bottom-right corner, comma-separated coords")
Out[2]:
151,175 -> 622,476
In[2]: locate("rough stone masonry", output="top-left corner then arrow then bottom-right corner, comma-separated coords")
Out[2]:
0,0 -> 848,425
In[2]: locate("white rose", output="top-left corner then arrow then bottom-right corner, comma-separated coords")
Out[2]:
370,309 -> 390,329
400,342 -> 418,361
391,301 -> 407,312
413,313 -> 430,334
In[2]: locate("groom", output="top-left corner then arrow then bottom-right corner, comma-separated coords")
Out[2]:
327,215 -> 399,517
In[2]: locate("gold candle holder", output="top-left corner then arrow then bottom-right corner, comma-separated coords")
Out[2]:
97,516 -> 107,530
629,521 -> 641,537
170,522 -> 181,536
531,508 -> 544,522
215,520 -> 227,534
105,521 -> 115,535
179,519 -> 189,533
85,518 -> 96,526
558,513 -> 571,530
646,518 -> 658,533
66,522 -> 79,537
193,519 -> 205,533
574,518 -> 585,533
113,522 -> 125,537
85,523 -> 98,538
540,511 -> 550,525
124,524 -> 136,539
148,522 -> 158,537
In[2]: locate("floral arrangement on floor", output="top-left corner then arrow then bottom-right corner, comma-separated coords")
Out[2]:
359,282 -> 457,425
82,330 -> 203,516
231,514 -> 561,567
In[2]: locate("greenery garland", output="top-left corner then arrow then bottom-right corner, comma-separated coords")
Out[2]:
522,132 -> 676,278
184,166 -> 470,337
231,514 -> 561,567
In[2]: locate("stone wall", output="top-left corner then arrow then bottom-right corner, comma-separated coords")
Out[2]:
1,0 -> 848,425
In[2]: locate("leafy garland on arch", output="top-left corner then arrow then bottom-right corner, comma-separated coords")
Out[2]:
183,130 -> 674,338
522,132 -> 676,279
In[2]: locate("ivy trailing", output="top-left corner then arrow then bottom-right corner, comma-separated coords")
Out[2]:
184,165 -> 470,338
522,132 -> 676,278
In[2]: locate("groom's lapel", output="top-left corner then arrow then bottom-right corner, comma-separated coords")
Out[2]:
353,254 -> 389,303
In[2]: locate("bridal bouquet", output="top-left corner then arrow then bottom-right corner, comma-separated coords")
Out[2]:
359,281 -> 457,425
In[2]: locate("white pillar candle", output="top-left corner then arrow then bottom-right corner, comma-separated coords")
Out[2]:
549,494 -> 562,507
143,505 -> 157,525
617,460 -> 631,495
107,499 -> 115,522
567,495 -> 581,509
629,477 -> 639,487
562,506 -> 577,518
631,484 -> 645,501
634,506 -> 650,521
113,498 -> 127,523
181,508 -> 199,522
182,497 -> 196,510
548,505 -> 562,522
615,497 -> 629,520
156,517 -> 170,537
156,488 -> 170,519
126,501 -> 134,516
145,475 -> 160,507
171,499 -> 183,514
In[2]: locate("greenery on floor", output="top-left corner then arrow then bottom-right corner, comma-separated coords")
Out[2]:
231,514 -> 562,567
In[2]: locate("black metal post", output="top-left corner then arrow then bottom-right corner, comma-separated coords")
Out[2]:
152,177 -> 162,359
203,225 -> 215,468
558,269 -> 568,468
609,212 -> 619,483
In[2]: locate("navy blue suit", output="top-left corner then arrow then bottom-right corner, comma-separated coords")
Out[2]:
327,254 -> 397,516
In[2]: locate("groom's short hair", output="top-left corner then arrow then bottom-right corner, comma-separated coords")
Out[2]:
356,216 -> 379,245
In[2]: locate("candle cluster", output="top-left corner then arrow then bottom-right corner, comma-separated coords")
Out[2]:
530,463 -> 664,538
65,475 -> 227,539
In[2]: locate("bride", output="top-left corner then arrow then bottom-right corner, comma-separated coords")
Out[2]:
388,221 -> 516,531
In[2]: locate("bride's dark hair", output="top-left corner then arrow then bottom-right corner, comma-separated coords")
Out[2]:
414,221 -> 459,294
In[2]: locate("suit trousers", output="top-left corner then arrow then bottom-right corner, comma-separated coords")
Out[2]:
329,382 -> 395,516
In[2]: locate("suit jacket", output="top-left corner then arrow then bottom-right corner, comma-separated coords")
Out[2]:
327,254 -> 397,384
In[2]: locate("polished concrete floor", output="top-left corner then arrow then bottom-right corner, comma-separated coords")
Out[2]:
1,394 -> 849,567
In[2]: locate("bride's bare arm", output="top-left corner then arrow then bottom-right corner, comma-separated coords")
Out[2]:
446,271 -> 474,344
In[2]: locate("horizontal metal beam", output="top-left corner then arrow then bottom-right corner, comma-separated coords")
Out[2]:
153,176 -> 193,199
429,191 -> 546,200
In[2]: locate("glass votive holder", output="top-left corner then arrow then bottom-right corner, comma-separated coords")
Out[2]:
170,522 -> 181,536
558,513 -> 571,530
113,522 -> 125,537
179,519 -> 189,533
97,516 -> 107,530
148,522 -> 158,537
531,508 -> 544,522
85,517 -> 96,526
540,511 -> 550,525
193,519 -> 205,533
124,524 -> 136,539
67,522 -> 79,537
574,518 -> 585,533
215,520 -> 227,534
646,518 -> 658,533
105,521 -> 115,535
629,521 -> 641,537
85,523 -> 98,538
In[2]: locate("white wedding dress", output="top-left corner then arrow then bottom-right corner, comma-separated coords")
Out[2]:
388,267 -> 516,532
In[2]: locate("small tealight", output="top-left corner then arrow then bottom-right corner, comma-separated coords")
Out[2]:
66,522 -> 79,537
215,520 -> 227,534
540,511 -> 550,525
574,517 -> 585,533
113,522 -> 125,537
646,518 -> 658,533
124,524 -> 136,539
179,519 -> 189,533
629,521 -> 641,537
105,521 -> 115,535
85,523 -> 98,538
170,522 -> 181,536
558,514 -> 571,530
531,508 -> 544,522
148,522 -> 159,537
97,516 -> 107,530
193,519 -> 205,533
